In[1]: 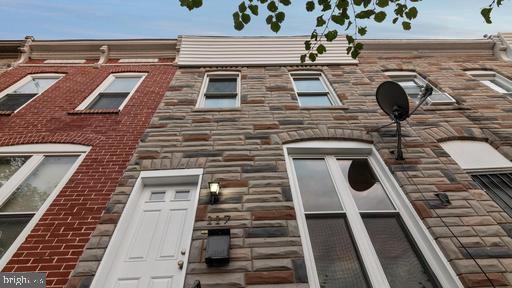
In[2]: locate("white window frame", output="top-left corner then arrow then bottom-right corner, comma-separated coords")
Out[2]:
466,70 -> 512,98
75,72 -> 147,111
0,143 -> 89,269
0,73 -> 64,113
385,71 -> 456,106
283,140 -> 462,288
196,71 -> 241,109
289,71 -> 341,107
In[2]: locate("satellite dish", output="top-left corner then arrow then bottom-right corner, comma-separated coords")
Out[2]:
371,81 -> 434,160
376,81 -> 410,121
348,159 -> 377,192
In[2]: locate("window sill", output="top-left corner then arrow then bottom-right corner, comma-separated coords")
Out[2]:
68,109 -> 120,115
421,104 -> 469,111
300,105 -> 349,110
193,108 -> 242,112
0,111 -> 13,116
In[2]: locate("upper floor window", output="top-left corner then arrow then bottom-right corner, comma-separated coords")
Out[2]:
197,72 -> 240,108
0,74 -> 63,112
285,141 -> 461,288
466,70 -> 512,97
385,71 -> 455,105
441,140 -> 512,217
290,72 -> 340,107
0,144 -> 88,267
76,73 -> 146,111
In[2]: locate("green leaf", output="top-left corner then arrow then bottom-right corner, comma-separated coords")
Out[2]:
481,7 -> 493,24
310,30 -> 318,41
392,17 -> 399,24
376,0 -> 389,8
241,13 -> 251,24
300,54 -> 307,63
355,9 -> 375,19
346,34 -> 355,44
304,40 -> 312,50
265,15 -> 273,24
331,14 -> 345,26
234,20 -> 245,30
358,26 -> 367,36
275,11 -> 285,23
306,1 -> 315,11
192,0 -> 202,8
402,21 -> 411,30
309,52 -> 317,62
279,0 -> 291,6
353,0 -> 363,6
325,30 -> 338,42
248,4 -> 259,15
316,15 -> 326,27
232,12 -> 240,21
270,21 -> 281,33
316,44 -> 327,55
374,11 -> 386,23
405,7 -> 418,20
336,0 -> 349,9
238,2 -> 247,13
345,20 -> 353,31
267,1 -> 278,12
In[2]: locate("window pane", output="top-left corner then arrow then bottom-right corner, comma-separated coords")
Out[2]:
0,94 -> 37,111
87,92 -> 127,110
0,215 -> 31,259
0,156 -> 29,189
338,159 -> 394,211
396,80 -> 421,99
293,159 -> 343,212
306,215 -> 370,288
204,97 -> 237,108
298,95 -> 332,107
482,80 -> 510,93
364,216 -> 439,288
103,77 -> 141,93
13,78 -> 58,94
149,191 -> 166,201
293,78 -> 326,92
206,78 -> 237,93
174,191 -> 190,200
428,92 -> 452,103
0,156 -> 78,213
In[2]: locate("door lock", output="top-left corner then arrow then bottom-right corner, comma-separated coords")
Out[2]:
178,260 -> 184,270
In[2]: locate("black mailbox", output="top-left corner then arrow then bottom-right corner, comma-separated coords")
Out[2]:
205,228 -> 230,267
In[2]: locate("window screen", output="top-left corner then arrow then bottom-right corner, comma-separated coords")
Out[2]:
0,76 -> 60,111
202,76 -> 238,108
292,75 -> 335,107
86,76 -> 142,110
387,73 -> 454,105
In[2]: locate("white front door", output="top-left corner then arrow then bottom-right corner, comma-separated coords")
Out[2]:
100,185 -> 198,288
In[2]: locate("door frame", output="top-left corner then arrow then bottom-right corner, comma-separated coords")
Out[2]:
91,168 -> 204,288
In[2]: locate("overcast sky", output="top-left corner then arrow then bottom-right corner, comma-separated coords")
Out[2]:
0,0 -> 510,40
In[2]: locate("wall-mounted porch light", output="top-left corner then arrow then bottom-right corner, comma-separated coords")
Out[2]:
209,181 -> 220,205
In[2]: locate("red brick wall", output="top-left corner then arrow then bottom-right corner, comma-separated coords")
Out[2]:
0,64 -> 176,287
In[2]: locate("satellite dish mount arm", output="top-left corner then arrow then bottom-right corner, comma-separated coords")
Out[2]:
392,107 -> 404,160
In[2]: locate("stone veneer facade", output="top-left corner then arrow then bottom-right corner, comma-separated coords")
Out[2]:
69,38 -> 512,288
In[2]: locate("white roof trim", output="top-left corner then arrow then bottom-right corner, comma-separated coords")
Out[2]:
177,35 -> 358,66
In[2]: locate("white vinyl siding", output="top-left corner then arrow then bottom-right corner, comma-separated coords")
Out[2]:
385,71 -> 455,105
177,36 -> 358,66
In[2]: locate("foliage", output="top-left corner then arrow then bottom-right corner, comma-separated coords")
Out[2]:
178,0 -> 505,62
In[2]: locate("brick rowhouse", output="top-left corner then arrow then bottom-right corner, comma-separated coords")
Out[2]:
67,34 -> 512,288
0,38 -> 177,287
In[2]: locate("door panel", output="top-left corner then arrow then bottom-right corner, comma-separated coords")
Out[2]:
99,185 -> 197,288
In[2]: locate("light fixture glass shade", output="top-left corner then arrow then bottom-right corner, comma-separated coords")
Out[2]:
209,182 -> 220,194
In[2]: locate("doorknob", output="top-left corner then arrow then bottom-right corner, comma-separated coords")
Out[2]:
178,260 -> 184,270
